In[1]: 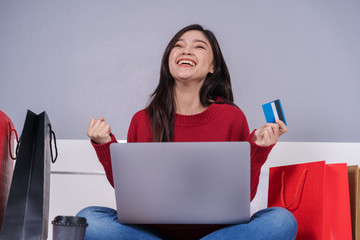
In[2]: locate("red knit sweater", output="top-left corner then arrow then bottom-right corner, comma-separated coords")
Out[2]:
92,102 -> 274,240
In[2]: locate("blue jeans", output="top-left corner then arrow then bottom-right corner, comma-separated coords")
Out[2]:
77,206 -> 297,240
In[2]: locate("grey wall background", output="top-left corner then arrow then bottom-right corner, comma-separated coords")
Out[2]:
0,0 -> 359,142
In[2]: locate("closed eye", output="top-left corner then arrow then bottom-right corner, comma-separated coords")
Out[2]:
174,41 -> 184,48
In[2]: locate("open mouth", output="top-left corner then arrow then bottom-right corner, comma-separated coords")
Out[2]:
177,59 -> 196,66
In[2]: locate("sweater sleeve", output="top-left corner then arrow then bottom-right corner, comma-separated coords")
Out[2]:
91,133 -> 117,187
92,110 -> 151,187
233,106 -> 274,201
248,130 -> 274,201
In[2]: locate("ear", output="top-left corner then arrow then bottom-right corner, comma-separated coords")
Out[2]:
209,63 -> 214,74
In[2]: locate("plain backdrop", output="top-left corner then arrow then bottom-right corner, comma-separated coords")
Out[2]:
0,0 -> 359,142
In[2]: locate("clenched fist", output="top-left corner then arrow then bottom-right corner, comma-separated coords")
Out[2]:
87,117 -> 112,145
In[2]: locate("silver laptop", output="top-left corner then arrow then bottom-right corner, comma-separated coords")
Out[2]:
110,141 -> 250,224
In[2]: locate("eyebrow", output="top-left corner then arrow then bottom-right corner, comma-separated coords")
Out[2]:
178,39 -> 209,46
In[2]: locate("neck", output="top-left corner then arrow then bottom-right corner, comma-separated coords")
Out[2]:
174,81 -> 207,115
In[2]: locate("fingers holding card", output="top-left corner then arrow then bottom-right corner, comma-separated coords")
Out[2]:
254,99 -> 288,146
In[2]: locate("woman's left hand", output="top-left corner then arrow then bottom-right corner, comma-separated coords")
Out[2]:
254,120 -> 288,147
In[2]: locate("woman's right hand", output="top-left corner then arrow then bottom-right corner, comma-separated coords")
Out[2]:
87,117 -> 112,144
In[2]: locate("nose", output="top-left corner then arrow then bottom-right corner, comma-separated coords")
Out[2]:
182,46 -> 192,55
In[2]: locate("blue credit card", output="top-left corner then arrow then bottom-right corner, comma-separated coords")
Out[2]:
262,99 -> 287,126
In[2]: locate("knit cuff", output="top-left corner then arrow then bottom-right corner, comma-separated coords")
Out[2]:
248,129 -> 275,165
91,133 -> 117,187
248,130 -> 275,200
91,133 -> 117,158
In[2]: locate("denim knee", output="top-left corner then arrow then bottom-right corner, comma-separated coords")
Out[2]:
76,206 -> 95,218
268,207 -> 298,236
76,206 -> 117,221
77,206 -> 99,219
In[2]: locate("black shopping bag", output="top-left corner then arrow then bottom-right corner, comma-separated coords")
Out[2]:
0,110 -> 57,240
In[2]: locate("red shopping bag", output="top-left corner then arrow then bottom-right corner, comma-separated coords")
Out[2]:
268,161 -> 352,240
0,110 -> 18,232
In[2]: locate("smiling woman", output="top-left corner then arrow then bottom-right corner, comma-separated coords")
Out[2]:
79,24 -> 295,240
147,24 -> 234,142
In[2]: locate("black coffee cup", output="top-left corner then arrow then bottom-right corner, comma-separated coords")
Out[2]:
52,216 -> 88,240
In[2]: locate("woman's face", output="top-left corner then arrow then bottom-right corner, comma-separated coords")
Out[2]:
168,30 -> 214,84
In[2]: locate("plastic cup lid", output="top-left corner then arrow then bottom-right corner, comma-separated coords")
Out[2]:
52,216 -> 88,227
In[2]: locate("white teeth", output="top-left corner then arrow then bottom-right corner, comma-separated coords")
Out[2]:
178,60 -> 195,66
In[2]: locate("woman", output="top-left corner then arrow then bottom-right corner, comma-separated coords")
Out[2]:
78,24 -> 297,240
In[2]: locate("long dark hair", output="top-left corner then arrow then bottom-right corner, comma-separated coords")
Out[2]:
146,24 -> 234,142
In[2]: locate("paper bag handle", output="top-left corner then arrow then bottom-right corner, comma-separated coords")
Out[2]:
48,123 -> 58,163
8,122 -> 19,160
281,168 -> 308,210
14,123 -> 58,163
